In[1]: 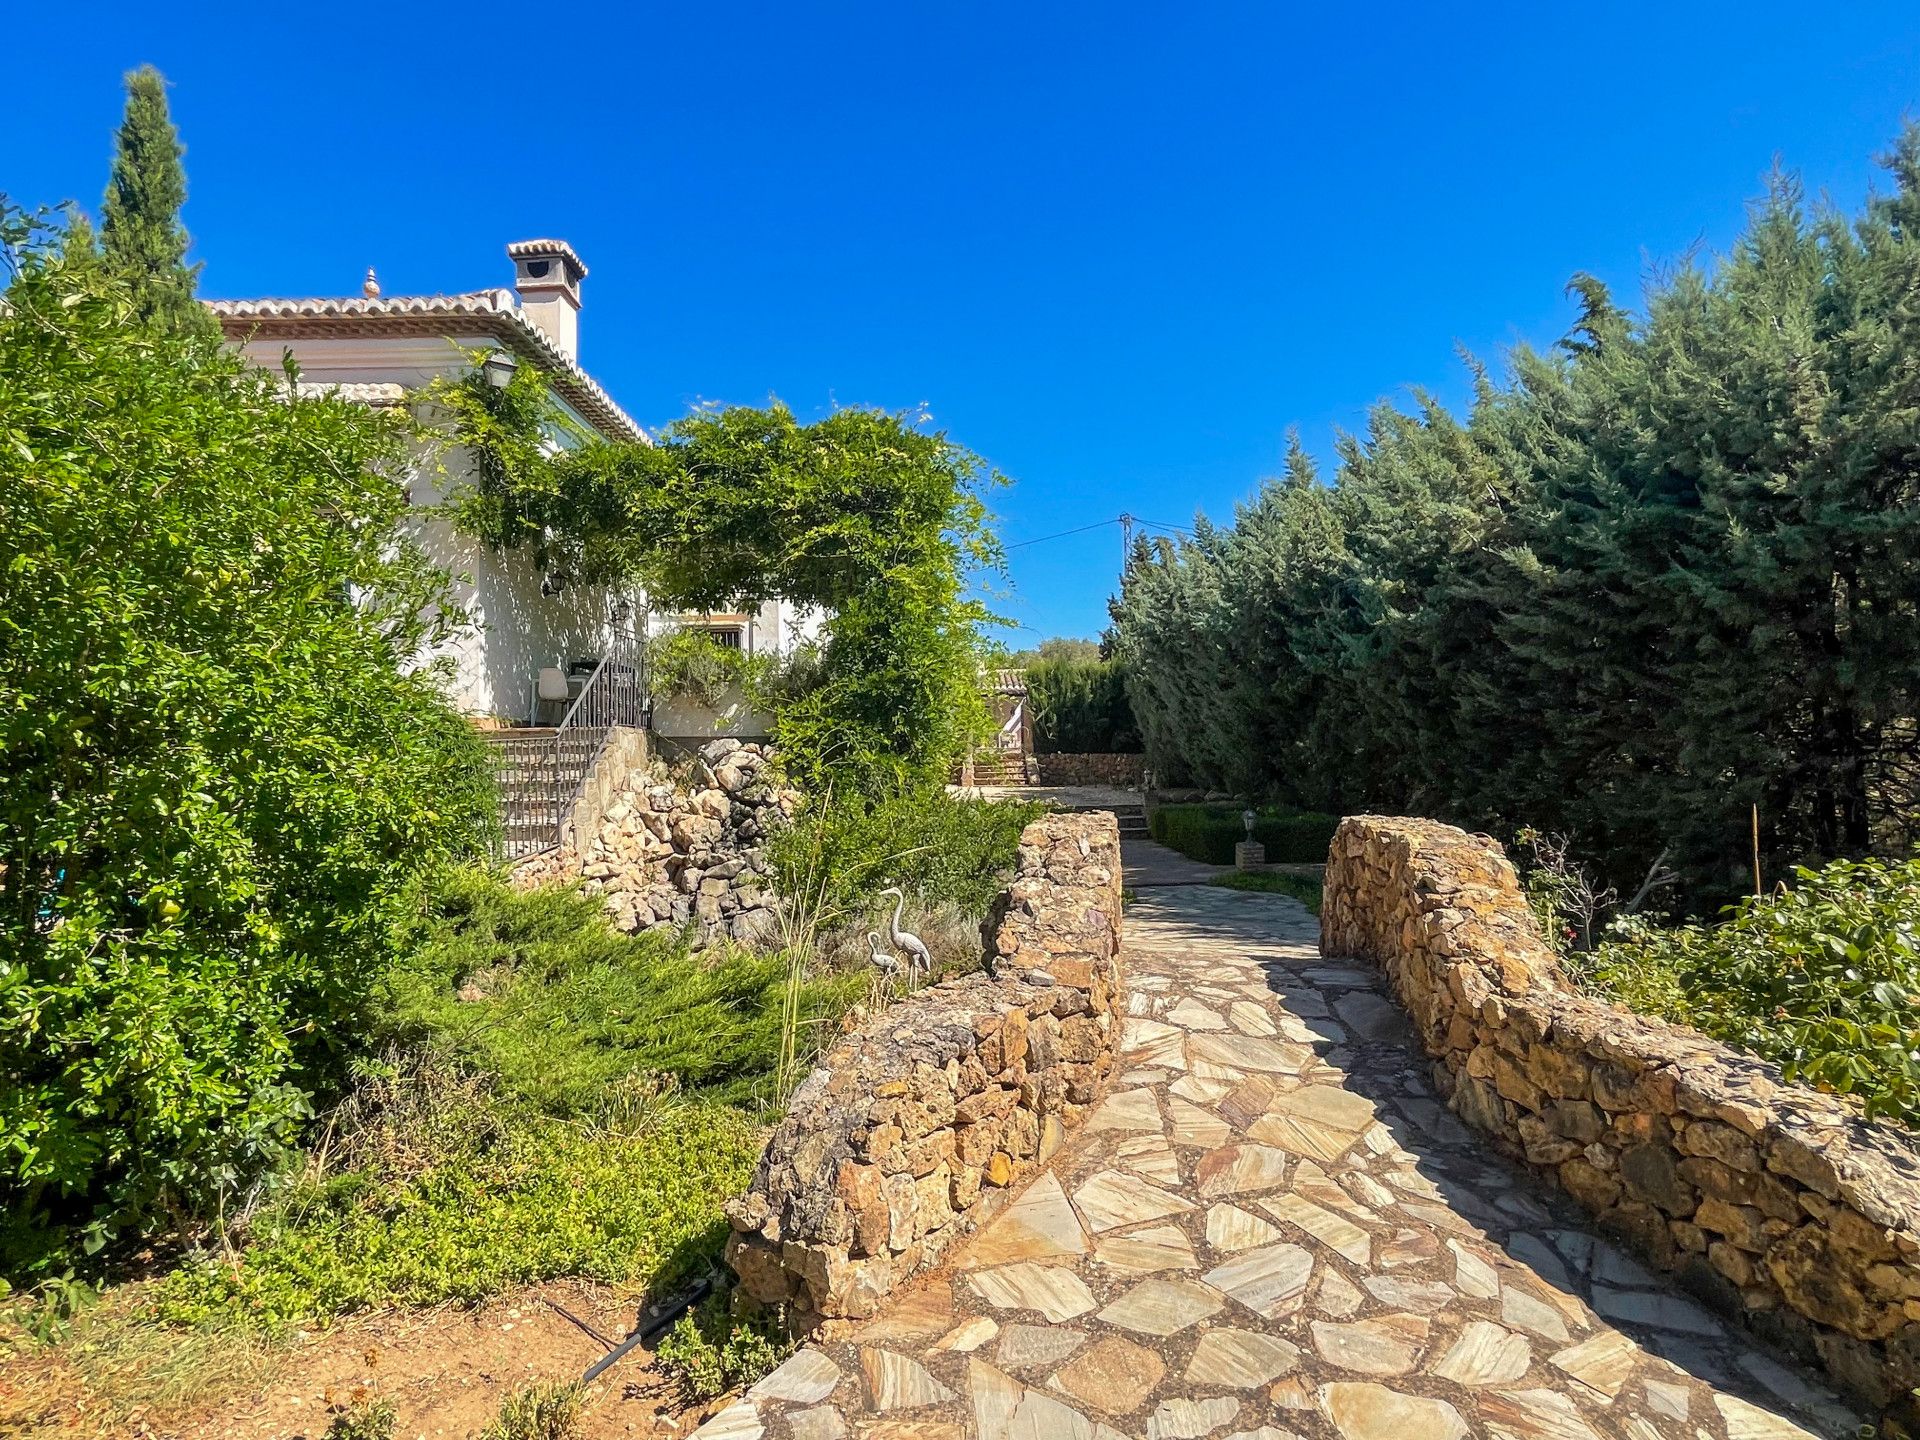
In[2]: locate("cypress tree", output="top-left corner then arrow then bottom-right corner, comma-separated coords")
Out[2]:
1111,123 -> 1920,905
100,65 -> 209,334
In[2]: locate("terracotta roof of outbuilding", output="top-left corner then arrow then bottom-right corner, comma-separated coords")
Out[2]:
204,288 -> 644,444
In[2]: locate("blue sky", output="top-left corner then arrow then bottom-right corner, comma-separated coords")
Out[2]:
6,4 -> 1920,642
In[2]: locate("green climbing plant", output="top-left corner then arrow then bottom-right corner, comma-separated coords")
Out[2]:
447,393 -> 1005,792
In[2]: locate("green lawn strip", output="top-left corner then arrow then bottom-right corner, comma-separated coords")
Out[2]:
1209,870 -> 1322,913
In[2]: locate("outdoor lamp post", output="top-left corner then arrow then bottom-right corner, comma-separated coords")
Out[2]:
482,349 -> 519,389
1236,808 -> 1265,872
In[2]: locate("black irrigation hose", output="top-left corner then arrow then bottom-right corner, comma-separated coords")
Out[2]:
580,1273 -> 714,1385
544,1297 -> 616,1349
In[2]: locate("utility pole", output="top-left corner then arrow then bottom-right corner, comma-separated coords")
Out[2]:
1119,512 -> 1134,569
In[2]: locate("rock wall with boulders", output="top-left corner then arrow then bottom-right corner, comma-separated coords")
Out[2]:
511,738 -> 793,945
1322,815 -> 1920,1423
1034,751 -> 1148,787
724,811 -> 1124,1330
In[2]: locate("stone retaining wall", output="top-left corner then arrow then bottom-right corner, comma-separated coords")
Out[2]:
1034,751 -> 1148,787
723,811 -> 1124,1330
1322,815 -> 1920,1421
511,738 -> 791,944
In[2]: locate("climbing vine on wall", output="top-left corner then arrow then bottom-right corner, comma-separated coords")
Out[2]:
446,385 -> 1004,792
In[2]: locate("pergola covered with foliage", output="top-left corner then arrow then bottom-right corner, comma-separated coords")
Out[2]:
446,370 -> 1005,793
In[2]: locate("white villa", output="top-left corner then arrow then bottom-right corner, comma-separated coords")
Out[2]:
207,240 -> 812,729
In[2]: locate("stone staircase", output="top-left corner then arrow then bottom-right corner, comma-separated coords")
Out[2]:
960,753 -> 1036,786
1110,802 -> 1150,839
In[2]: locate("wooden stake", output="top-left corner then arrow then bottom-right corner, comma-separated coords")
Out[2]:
1752,803 -> 1762,897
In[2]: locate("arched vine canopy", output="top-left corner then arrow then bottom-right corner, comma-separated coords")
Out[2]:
441,368 -> 1004,793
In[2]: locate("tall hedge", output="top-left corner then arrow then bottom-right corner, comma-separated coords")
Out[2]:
1111,127 -> 1920,903
0,209 -> 495,1272
1025,657 -> 1141,754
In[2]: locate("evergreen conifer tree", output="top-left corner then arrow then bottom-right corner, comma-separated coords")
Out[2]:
100,65 -> 209,334
1111,122 -> 1920,904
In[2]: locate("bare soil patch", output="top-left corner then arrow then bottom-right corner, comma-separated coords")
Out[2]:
0,1281 -> 722,1439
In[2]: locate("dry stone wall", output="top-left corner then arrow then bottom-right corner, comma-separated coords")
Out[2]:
1322,814 -> 1920,1421
511,738 -> 792,945
724,811 -> 1124,1330
1034,751 -> 1148,788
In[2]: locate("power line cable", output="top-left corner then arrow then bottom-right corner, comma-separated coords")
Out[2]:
1004,518 -> 1121,551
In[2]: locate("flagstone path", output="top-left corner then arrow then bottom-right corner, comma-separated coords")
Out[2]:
693,887 -> 1862,1440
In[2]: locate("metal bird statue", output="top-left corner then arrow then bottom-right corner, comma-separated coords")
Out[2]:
879,886 -> 932,987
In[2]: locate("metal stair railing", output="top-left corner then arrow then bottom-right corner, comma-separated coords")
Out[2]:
491,632 -> 647,860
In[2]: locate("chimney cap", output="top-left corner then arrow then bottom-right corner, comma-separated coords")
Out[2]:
506,239 -> 587,284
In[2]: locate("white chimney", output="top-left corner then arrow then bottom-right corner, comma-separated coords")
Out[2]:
507,239 -> 587,361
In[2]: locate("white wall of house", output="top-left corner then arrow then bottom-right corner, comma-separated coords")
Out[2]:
233,330 -> 825,724
241,333 -> 641,723
405,441 -> 639,723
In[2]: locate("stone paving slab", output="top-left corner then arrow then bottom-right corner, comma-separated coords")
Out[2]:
1122,838 -> 1230,889
694,887 -> 1862,1440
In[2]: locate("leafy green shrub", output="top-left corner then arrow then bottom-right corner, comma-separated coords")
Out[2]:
0,208 -> 495,1276
1583,856 -> 1920,1128
1210,871 -> 1323,913
655,1292 -> 792,1402
326,1398 -> 397,1440
644,627 -> 819,712
1025,657 -> 1140,753
479,1382 -> 583,1440
154,1056 -> 759,1327
771,788 -> 1042,926
1148,804 -> 1339,865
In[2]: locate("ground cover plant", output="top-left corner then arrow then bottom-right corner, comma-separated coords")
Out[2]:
654,1292 -> 791,1403
1577,856 -> 1920,1130
1148,803 -> 1340,866
1110,124 -> 1920,907
151,870 -> 860,1328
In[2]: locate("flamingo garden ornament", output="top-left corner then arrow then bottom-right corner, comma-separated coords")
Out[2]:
878,886 -> 932,986
866,931 -> 901,977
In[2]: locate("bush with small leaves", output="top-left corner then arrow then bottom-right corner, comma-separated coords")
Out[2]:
0,206 -> 495,1277
325,1398 -> 396,1440
654,1293 -> 791,1403
478,1381 -> 583,1440
1586,855 -> 1920,1128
